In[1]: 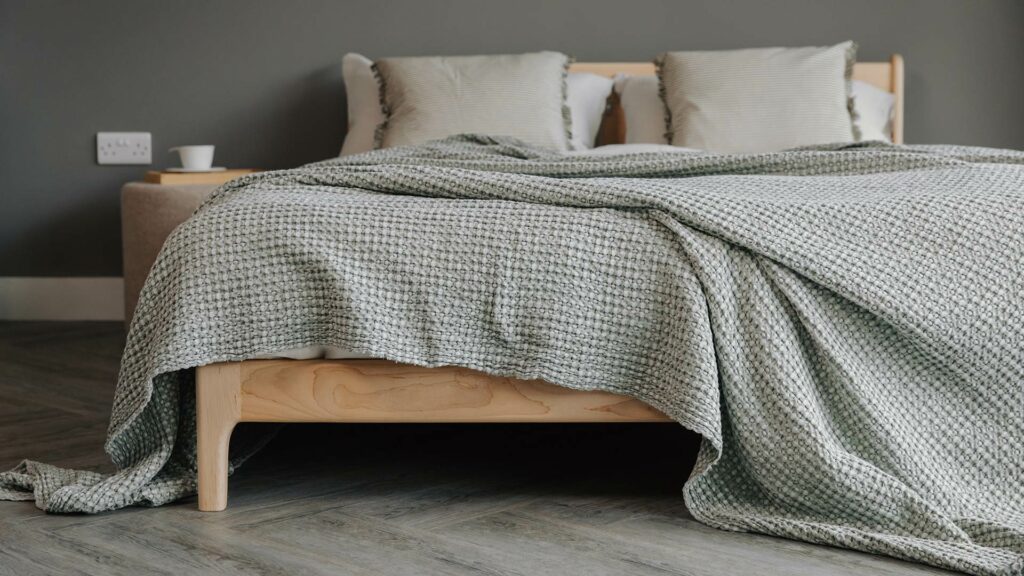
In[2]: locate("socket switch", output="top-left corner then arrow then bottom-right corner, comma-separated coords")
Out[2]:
97,132 -> 152,165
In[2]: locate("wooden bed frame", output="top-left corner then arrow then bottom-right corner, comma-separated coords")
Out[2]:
195,57 -> 906,511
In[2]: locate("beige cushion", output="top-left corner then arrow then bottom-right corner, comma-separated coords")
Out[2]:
613,74 -> 669,145
121,183 -> 217,324
657,42 -> 856,153
344,52 -> 610,153
374,51 -> 572,151
340,53 -> 383,156
341,53 -> 611,155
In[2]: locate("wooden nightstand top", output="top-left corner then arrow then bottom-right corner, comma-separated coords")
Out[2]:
143,169 -> 260,185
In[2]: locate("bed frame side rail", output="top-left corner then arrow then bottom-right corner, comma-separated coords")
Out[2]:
195,359 -> 671,511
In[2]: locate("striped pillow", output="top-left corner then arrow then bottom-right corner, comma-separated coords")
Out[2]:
656,42 -> 857,153
373,52 -> 572,151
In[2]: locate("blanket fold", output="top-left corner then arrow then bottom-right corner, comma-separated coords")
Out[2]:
3,135 -> 1022,575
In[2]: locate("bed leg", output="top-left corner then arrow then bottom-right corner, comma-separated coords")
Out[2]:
196,362 -> 242,512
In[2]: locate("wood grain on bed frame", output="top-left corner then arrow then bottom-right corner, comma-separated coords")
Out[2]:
196,57 -> 905,511
197,360 -> 669,510
572,56 -> 905,145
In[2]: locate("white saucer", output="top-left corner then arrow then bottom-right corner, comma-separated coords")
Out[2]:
165,167 -> 227,173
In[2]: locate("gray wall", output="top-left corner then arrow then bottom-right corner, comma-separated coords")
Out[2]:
2,0 -> 1022,277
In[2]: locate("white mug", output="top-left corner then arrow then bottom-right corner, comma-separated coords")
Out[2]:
170,145 -> 215,170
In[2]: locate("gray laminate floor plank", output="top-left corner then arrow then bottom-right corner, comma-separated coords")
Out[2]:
515,499 -> 952,576
1,522 -> 173,576
0,321 -> 960,576
49,514 -> 383,576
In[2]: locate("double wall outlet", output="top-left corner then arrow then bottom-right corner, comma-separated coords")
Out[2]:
97,132 -> 152,165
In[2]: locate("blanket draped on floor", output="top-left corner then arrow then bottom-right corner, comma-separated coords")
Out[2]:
3,136 -> 1023,575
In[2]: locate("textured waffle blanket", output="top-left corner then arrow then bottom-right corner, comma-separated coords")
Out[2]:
3,136 -> 1023,575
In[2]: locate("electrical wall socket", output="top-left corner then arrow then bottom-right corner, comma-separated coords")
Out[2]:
97,132 -> 152,165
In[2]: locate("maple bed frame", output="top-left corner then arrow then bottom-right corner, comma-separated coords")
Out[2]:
195,57 -> 906,511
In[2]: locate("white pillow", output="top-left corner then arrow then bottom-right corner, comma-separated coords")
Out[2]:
340,53 -> 385,156
340,53 -> 615,155
613,74 -> 896,147
566,72 -> 614,149
851,80 -> 895,142
613,74 -> 669,145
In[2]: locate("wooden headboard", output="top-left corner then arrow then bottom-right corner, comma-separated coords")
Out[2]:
571,55 -> 905,145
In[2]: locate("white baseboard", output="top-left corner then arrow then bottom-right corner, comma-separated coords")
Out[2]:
0,277 -> 124,321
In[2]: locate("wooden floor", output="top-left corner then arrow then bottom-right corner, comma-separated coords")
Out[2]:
0,322 -> 956,576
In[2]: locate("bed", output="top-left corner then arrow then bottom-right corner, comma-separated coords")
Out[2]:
195,57 -> 907,513
7,53 -> 1023,576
